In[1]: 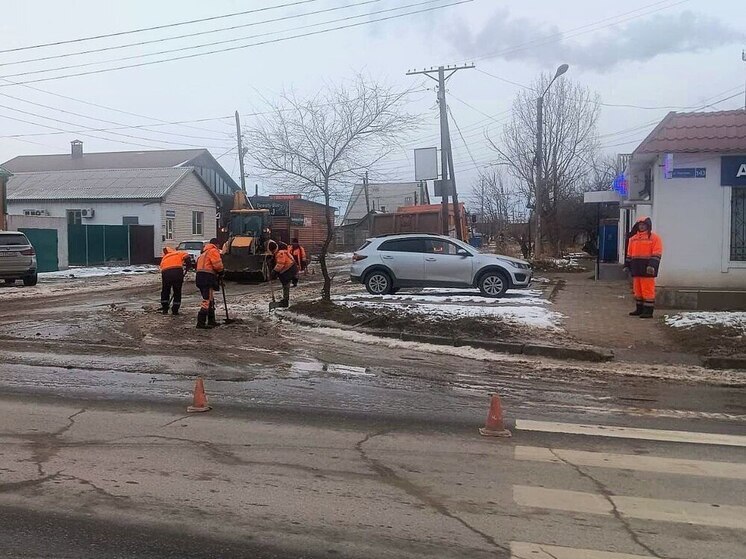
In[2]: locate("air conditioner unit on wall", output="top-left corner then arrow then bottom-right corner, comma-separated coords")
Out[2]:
80,208 -> 95,218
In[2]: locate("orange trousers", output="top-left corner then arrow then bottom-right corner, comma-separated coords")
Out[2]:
632,277 -> 656,305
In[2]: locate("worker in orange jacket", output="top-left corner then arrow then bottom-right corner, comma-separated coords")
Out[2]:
160,246 -> 191,315
625,216 -> 663,318
290,237 -> 308,287
269,241 -> 297,309
195,238 -> 224,329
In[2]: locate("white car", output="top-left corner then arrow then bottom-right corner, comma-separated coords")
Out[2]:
350,233 -> 532,297
176,240 -> 212,261
0,231 -> 38,286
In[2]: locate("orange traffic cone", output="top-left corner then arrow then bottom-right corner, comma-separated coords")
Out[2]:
187,377 -> 212,413
479,394 -> 512,438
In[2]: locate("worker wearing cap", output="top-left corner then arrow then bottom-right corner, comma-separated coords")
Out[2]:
625,216 -> 663,319
159,246 -> 191,315
269,241 -> 297,309
289,238 -> 308,287
195,238 -> 224,329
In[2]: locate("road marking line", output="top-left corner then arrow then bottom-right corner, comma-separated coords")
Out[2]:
515,419 -> 746,447
514,446 -> 746,480
513,485 -> 746,530
510,541 -> 664,559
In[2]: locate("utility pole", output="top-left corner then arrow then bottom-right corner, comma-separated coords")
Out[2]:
407,64 -> 474,239
363,171 -> 371,214
235,110 -> 247,193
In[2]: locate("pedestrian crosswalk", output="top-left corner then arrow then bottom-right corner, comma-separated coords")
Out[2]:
508,418 -> 746,559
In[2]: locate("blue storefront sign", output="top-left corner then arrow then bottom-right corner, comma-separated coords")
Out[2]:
721,156 -> 746,186
671,167 -> 706,179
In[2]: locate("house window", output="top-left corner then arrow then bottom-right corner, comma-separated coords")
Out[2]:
67,210 -> 82,225
192,211 -> 204,236
405,196 -> 413,205
122,216 -> 139,226
165,218 -> 175,240
731,187 -> 746,261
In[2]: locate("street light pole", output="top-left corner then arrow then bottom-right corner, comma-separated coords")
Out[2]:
534,63 -> 569,258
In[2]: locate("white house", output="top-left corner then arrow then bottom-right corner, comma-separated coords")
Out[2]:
620,110 -> 746,310
342,181 -> 429,224
6,167 -> 220,260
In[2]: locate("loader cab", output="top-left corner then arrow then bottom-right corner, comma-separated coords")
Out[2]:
228,209 -> 271,238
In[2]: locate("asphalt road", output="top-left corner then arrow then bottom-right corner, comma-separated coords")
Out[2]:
0,273 -> 745,558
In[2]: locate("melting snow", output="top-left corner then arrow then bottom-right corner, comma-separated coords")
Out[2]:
39,265 -> 158,280
665,312 -> 746,332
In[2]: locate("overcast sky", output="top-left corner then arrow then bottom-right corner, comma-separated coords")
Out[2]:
1,0 -> 744,204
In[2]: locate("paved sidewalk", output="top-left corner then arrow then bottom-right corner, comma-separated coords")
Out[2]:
549,273 -> 700,365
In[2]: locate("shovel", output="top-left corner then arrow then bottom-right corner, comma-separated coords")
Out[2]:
220,280 -> 236,324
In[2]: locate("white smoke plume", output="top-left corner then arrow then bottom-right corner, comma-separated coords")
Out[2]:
450,9 -> 745,71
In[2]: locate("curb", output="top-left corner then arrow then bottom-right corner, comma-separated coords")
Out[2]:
283,311 -> 614,363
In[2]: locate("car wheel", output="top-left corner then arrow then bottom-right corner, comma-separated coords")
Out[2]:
22,274 -> 38,287
365,270 -> 392,295
478,271 -> 508,298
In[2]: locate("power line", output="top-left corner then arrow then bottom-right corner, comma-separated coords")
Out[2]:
0,0 -> 323,55
447,105 -> 483,176
0,0 -> 472,87
1,0 -> 448,81
0,0 -> 385,72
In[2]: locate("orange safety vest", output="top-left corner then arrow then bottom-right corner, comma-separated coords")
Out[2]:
160,247 -> 189,271
273,249 -> 295,273
196,243 -> 224,275
290,245 -> 307,267
626,231 -> 663,277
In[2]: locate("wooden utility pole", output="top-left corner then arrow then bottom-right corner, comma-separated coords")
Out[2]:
363,171 -> 371,214
235,110 -> 247,193
406,64 -> 474,240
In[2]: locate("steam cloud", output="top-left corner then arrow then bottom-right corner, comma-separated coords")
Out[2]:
450,9 -> 745,71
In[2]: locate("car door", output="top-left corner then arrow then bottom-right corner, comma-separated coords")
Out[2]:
423,239 -> 473,285
377,238 -> 425,284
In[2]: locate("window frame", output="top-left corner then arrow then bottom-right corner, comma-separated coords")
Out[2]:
66,209 -> 82,225
378,238 -> 425,253
165,218 -> 175,240
192,211 -> 204,236
730,186 -> 746,262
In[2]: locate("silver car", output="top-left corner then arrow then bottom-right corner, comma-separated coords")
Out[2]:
349,234 -> 532,297
0,231 -> 38,286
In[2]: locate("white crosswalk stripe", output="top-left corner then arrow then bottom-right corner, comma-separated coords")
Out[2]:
515,419 -> 746,447
514,445 -> 746,479
513,485 -> 746,530
510,541 -> 670,559
511,418 -> 746,557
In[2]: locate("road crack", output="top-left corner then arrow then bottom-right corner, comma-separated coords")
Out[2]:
548,449 -> 662,558
355,431 -> 510,556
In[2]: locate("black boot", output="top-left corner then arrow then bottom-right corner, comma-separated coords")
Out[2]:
640,306 -> 654,319
207,309 -> 219,327
629,302 -> 644,316
196,310 -> 211,329
277,299 -> 289,308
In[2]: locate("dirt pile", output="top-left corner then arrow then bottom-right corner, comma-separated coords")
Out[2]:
291,300 -> 528,340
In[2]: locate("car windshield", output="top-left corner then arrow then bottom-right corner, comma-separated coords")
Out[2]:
0,234 -> 29,246
177,242 -> 204,250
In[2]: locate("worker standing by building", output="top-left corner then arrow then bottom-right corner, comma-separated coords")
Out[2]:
269,241 -> 297,309
160,246 -> 191,315
625,216 -> 663,318
195,238 -> 224,329
289,237 -> 308,287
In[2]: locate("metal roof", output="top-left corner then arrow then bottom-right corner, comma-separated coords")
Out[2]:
634,110 -> 746,154
2,148 -> 207,173
7,167 -> 194,201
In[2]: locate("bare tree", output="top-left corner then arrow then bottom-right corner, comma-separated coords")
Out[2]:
488,73 -> 599,257
244,75 -> 419,301
470,168 -> 526,241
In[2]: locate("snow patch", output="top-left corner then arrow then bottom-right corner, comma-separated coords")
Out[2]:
333,288 -> 547,306
665,312 -> 746,332
336,300 -> 562,329
40,265 -> 158,280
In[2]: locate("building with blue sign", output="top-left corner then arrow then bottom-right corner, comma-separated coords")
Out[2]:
619,110 -> 746,309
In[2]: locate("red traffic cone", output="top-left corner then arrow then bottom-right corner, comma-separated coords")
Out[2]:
187,377 -> 212,413
479,394 -> 511,438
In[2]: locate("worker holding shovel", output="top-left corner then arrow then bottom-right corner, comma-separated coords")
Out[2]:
269,241 -> 297,310
195,238 -> 224,329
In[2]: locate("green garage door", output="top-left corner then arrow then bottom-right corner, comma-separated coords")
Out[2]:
19,228 -> 59,272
